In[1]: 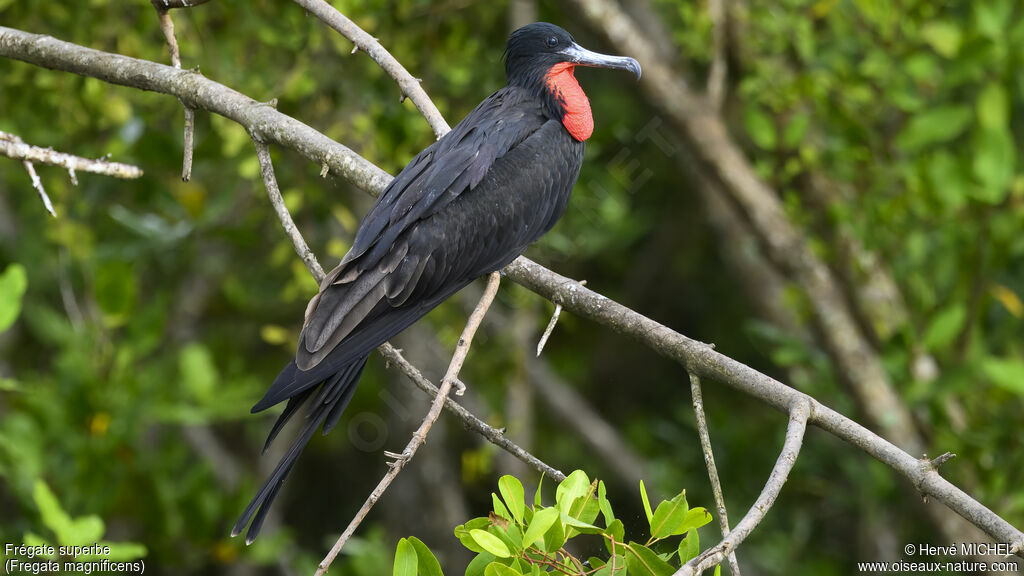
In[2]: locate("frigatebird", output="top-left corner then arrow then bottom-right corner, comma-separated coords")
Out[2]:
233,22 -> 641,543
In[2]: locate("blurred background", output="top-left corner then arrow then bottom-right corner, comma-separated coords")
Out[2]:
1,0 -> 1022,574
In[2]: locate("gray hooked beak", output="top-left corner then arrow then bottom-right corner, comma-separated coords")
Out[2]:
560,42 -> 642,80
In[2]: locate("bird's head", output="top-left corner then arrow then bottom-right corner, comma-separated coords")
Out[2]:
504,22 -> 641,141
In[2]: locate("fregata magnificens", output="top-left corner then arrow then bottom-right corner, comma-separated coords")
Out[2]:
232,22 -> 641,543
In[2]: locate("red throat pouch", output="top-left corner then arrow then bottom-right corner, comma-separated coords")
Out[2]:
544,62 -> 594,142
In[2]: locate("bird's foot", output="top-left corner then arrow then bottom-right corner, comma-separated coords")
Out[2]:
452,378 -> 466,396
384,449 -> 413,469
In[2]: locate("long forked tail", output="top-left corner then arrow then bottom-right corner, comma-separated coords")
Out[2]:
232,355 -> 368,544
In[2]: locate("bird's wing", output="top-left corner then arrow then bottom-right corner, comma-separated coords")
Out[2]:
295,87 -> 548,370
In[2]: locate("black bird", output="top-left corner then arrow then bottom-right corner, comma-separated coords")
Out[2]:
233,22 -> 641,543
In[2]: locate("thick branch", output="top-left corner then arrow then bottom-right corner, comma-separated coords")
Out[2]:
503,257 -> 1024,555
292,0 -> 450,138
0,26 -> 390,194
315,272 -> 501,576
678,399 -> 810,575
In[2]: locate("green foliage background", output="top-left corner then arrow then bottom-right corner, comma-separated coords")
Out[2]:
1,0 -> 1022,574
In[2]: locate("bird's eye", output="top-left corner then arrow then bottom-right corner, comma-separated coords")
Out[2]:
547,36 -> 559,48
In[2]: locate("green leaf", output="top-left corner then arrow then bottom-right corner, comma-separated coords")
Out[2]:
975,0 -> 1012,38
33,481 -> 72,542
0,263 -> 27,333
455,518 -> 492,553
492,493 -> 512,521
674,508 -> 713,535
920,21 -> 962,57
409,537 -> 444,576
65,515 -> 105,545
604,519 -> 625,556
465,552 -> 495,576
541,514 -> 566,553
555,470 -> 589,514
927,151 -> 968,209
896,106 -> 972,151
623,543 -> 675,576
566,480 -> 600,527
783,113 -> 810,149
470,529 -> 511,558
534,475 -> 544,508
744,105 -> 776,150
179,343 -> 218,403
395,538 -> 418,576
560,511 -> 602,533
522,507 -> 558,549
498,476 -> 525,524
639,480 -> 654,524
679,528 -> 700,563
977,83 -> 1009,131
598,481 -> 615,525
484,562 -> 522,576
981,357 -> 1024,396
923,304 -> 966,351
649,491 -> 688,539
973,129 -> 1016,203
94,259 -> 138,323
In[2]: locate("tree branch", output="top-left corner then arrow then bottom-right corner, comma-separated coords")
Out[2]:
502,258 -> 1024,556
678,399 -> 810,575
291,0 -> 450,139
0,26 -> 391,194
689,374 -> 740,575
0,130 -> 144,179
314,271 -> 501,576
707,0 -> 728,110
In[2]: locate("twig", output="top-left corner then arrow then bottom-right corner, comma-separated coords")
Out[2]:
21,160 -> 55,217
152,2 -> 197,181
536,303 -> 562,356
252,138 -> 325,280
0,131 -> 143,180
689,374 -> 740,575
291,0 -> 451,139
315,271 -> 501,576
379,342 -> 566,482
677,398 -> 810,575
707,0 -> 728,110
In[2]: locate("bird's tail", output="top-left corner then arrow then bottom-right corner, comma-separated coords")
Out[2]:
232,355 -> 368,544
